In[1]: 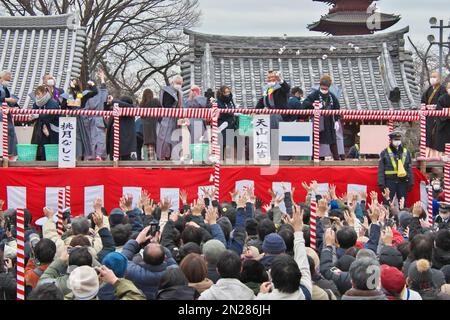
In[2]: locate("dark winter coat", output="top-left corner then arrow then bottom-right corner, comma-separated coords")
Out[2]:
122,239 -> 178,300
106,99 -> 137,157
141,98 -> 161,146
0,271 -> 16,300
157,285 -> 199,300
302,89 -> 341,145
421,84 -> 446,148
0,85 -> 18,156
256,81 -> 291,110
31,98 -> 60,160
217,95 -> 237,131
432,246 -> 450,270
320,246 -> 352,295
434,94 -> 450,152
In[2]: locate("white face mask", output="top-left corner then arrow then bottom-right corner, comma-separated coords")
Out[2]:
440,213 -> 449,220
432,184 -> 441,191
173,84 -> 182,91
2,81 -> 9,87
430,78 -> 438,86
47,79 -> 55,87
320,89 -> 329,95
447,89 -> 450,95
392,140 -> 402,147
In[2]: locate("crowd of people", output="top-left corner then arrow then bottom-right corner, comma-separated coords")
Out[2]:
2,68 -> 448,162
0,180 -> 449,301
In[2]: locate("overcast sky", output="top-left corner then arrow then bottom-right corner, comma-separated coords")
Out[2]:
194,0 -> 450,47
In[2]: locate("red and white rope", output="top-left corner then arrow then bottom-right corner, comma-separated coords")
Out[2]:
12,114 -> 33,123
16,208 -> 25,300
210,104 -> 221,201
313,101 -> 320,163
113,104 -> 120,162
388,120 -> 394,133
428,185 -> 434,226
310,193 -> 317,251
65,186 -> 71,210
2,103 -> 9,159
57,189 -> 64,236
420,105 -> 427,159
445,144 -> 450,202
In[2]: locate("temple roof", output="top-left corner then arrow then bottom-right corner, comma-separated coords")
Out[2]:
0,14 -> 86,108
181,27 -> 420,110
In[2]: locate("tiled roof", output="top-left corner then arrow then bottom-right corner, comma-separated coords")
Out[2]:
181,27 -> 420,110
308,11 -> 400,30
0,14 -> 86,108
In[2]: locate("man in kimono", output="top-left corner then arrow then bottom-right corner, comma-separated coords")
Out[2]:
82,70 -> 108,160
157,75 -> 184,161
42,74 -> 65,106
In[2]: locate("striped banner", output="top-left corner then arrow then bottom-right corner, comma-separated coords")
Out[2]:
16,208 -> 25,300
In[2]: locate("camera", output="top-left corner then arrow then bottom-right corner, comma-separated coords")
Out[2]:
147,220 -> 160,237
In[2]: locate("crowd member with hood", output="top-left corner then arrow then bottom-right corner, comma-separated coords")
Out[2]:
139,89 -> 161,161
157,75 -> 184,160
31,85 -> 60,160
97,252 -> 129,300
106,96 -> 137,160
407,259 -> 450,300
303,74 -> 341,160
61,78 -> 94,160
156,268 -> 199,300
0,70 -> 18,160
81,70 -> 108,160
199,250 -> 255,300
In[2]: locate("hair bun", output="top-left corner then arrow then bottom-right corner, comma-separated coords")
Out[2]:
416,259 -> 430,273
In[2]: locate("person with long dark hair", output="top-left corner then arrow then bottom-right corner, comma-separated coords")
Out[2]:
140,89 -> 161,160
216,86 -> 237,158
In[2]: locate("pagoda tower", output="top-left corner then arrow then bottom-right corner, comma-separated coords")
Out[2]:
308,0 -> 400,35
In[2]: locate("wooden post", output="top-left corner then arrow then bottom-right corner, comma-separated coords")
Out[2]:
177,118 -> 191,161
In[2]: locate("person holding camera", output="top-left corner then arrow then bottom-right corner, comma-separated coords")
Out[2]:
24,238 -> 56,293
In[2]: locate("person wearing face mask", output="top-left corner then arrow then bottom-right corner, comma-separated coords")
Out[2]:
303,74 -> 341,161
157,75 -> 184,161
434,202 -> 450,230
0,70 -> 18,160
216,86 -> 237,158
434,82 -> 450,154
378,131 -> 414,204
421,72 -> 446,154
185,85 -> 208,145
31,86 -> 60,160
42,74 -> 65,106
256,70 -> 291,130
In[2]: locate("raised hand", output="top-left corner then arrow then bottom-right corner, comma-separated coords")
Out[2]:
93,197 -> 103,213
204,206 -> 218,225
268,188 -> 277,203
180,190 -> 188,205
93,210 -> 104,229
246,186 -> 256,204
325,228 -> 336,247
230,190 -> 239,202
329,184 -> 337,200
190,199 -> 203,216
317,198 -> 328,217
236,193 -> 249,209
138,190 -> 150,209
382,188 -> 390,201
412,201 -> 423,218
368,203 -> 380,224
370,191 -> 379,206
161,197 -> 172,213
381,226 -> 393,246
273,194 -> 285,208
344,210 -> 355,227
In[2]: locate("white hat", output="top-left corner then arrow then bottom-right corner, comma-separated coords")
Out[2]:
67,266 -> 99,300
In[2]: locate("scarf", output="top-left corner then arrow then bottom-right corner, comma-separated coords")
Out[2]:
35,92 -> 51,107
428,84 -> 441,105
263,82 -> 282,108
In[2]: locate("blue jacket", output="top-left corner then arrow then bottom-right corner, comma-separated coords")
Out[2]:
122,239 -> 178,300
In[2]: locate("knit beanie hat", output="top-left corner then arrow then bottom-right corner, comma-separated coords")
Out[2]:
262,233 -> 287,255
102,252 -> 128,278
68,266 -> 99,300
407,259 -> 435,290
202,240 -> 226,265
109,208 -> 125,227
381,264 -> 406,294
336,255 -> 356,272
399,211 -> 412,229
379,246 -> 404,270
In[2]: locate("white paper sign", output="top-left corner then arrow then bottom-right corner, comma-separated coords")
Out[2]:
160,188 -> 180,210
84,185 -> 104,216
7,186 -> 26,209
123,187 -> 142,209
279,122 -> 313,156
272,182 -> 292,214
253,115 -> 271,165
235,180 -> 255,193
317,183 -> 329,196
347,184 -> 368,196
58,117 -> 77,168
45,187 -> 66,212
360,125 -> 390,155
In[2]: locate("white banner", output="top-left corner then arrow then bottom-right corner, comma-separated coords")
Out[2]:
123,187 -> 142,209
279,122 -> 313,156
160,188 -> 180,210
84,185 -> 104,216
7,186 -> 26,210
253,115 -> 271,165
58,117 -> 77,168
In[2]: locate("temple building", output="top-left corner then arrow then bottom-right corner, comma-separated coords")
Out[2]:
308,0 -> 401,35
181,27 -> 420,110
0,14 -> 86,108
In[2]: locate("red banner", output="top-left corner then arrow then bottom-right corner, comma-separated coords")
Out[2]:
0,167 -> 427,222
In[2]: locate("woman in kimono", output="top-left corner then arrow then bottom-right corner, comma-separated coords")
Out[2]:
185,85 -> 208,144
140,89 -> 161,161
31,86 -> 60,160
61,78 -> 94,160
0,70 -> 18,160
